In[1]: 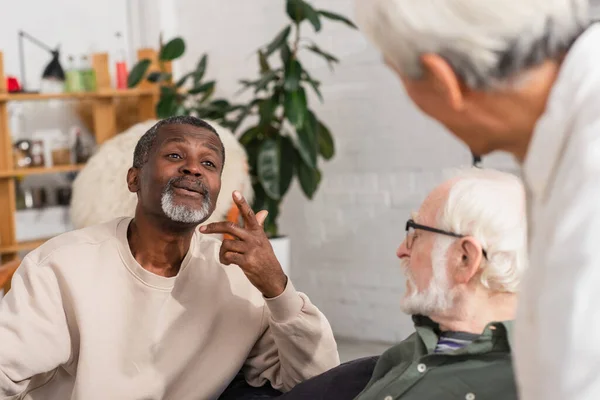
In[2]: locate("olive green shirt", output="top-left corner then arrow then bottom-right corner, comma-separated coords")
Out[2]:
356,315 -> 517,400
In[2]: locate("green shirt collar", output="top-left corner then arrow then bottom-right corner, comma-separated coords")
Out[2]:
412,315 -> 514,353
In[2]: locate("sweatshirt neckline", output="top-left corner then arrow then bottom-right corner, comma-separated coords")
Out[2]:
116,217 -> 195,290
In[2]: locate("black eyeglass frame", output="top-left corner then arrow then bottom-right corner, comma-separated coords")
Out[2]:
405,219 -> 488,259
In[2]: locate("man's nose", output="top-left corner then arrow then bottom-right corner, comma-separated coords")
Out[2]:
397,239 -> 410,259
180,160 -> 202,177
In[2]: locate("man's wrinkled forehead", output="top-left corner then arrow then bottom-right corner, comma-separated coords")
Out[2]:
155,124 -> 224,160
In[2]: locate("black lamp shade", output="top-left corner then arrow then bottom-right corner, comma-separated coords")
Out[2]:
42,51 -> 65,81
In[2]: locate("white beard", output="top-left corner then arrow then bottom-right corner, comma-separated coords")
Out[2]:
161,187 -> 211,224
400,236 -> 457,316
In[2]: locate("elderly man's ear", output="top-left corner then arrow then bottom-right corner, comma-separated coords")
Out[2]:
452,237 -> 484,285
127,168 -> 140,193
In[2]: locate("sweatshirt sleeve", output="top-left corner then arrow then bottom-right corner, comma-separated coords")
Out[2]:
0,256 -> 71,398
242,279 -> 340,392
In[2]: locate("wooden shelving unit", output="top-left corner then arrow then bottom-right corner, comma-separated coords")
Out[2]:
0,48 -> 165,290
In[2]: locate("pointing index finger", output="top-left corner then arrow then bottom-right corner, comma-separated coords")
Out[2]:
233,191 -> 259,230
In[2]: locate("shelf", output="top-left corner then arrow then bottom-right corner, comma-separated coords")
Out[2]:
0,88 -> 156,102
0,238 -> 47,255
0,164 -> 85,178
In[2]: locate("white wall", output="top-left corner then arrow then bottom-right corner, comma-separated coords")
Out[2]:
168,0 -> 518,343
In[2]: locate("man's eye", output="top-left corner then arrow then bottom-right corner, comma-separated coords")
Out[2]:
202,161 -> 216,168
167,153 -> 182,159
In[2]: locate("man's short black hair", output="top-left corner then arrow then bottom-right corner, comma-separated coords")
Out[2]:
132,116 -> 225,169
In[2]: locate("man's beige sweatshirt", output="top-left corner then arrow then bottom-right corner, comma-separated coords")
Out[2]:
0,218 -> 339,399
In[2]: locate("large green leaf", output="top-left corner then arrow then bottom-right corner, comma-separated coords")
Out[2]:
259,97 -> 277,127
306,44 -> 339,69
317,120 -> 335,160
284,87 -> 307,129
265,25 -> 292,57
286,0 -> 306,22
284,59 -> 302,92
193,54 -> 208,85
296,154 -> 322,199
160,37 -> 186,61
156,95 -> 178,118
257,137 -> 295,200
252,183 -> 280,238
318,10 -> 357,29
127,59 -> 151,88
188,81 -> 216,94
296,110 -> 318,169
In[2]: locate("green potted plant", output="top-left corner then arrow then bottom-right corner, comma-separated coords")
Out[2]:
231,1 -> 356,234
227,0 -> 357,273
127,37 -> 241,127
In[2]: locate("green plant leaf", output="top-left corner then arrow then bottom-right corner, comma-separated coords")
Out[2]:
147,72 -> 172,83
258,50 -> 271,74
286,0 -> 306,22
160,37 -> 186,61
160,85 -> 176,97
284,59 -> 302,92
127,59 -> 151,88
259,97 -> 277,127
304,3 -> 322,32
208,100 -> 230,112
188,81 -> 216,94
239,126 -> 262,146
302,73 -> 323,101
317,120 -> 335,159
156,95 -> 178,118
318,10 -> 357,29
296,110 -> 318,168
197,86 -> 215,105
232,101 -> 257,132
280,44 -> 292,66
257,137 -> 295,200
296,154 -> 321,199
252,183 -> 280,238
265,25 -> 292,56
284,87 -> 307,129
194,54 -> 208,84
176,72 -> 194,88
253,70 -> 279,94
306,44 -> 339,69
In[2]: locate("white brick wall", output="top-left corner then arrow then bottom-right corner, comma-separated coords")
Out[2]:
173,0 -> 518,343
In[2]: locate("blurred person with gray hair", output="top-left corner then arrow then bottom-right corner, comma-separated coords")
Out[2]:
354,1 -> 599,398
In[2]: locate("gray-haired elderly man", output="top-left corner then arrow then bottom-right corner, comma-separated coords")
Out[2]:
354,1 -> 600,399
230,168 -> 527,400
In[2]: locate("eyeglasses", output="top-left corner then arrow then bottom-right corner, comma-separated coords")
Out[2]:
405,219 -> 488,259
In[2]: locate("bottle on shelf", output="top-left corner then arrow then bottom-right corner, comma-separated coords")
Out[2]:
65,55 -> 83,93
80,55 -> 97,92
115,32 -> 128,89
72,127 -> 90,164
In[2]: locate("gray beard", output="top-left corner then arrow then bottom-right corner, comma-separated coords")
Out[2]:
160,181 -> 211,224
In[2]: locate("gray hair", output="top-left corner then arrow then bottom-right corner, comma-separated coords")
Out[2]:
355,0 -> 590,89
436,168 -> 527,293
132,116 -> 224,169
